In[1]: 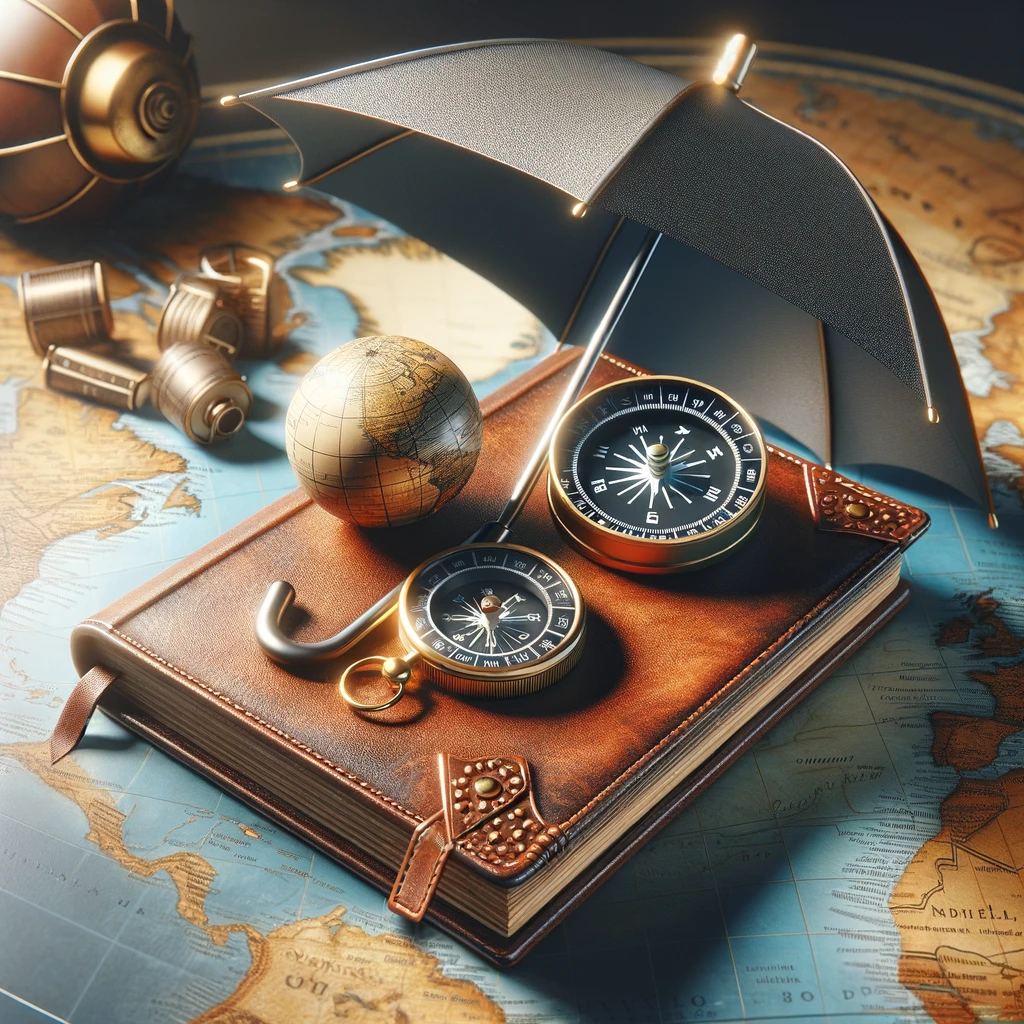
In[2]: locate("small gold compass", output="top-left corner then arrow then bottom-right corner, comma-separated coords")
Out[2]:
339,543 -> 586,711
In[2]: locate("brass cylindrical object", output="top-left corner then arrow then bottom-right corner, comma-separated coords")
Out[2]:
199,244 -> 279,357
63,20 -> 200,183
19,260 -> 113,355
150,341 -> 253,444
0,4 -> 198,224
42,345 -> 150,411
156,274 -> 244,359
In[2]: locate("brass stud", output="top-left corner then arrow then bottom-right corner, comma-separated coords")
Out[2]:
845,501 -> 871,520
473,776 -> 501,797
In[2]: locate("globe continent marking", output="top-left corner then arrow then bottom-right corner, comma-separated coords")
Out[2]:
286,335 -> 484,527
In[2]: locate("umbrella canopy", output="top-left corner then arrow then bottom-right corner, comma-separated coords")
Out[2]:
230,38 -> 992,515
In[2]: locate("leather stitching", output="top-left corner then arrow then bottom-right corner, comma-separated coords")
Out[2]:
392,818 -> 450,916
100,353 -> 916,849
107,627 -> 423,822
562,358 -> 907,830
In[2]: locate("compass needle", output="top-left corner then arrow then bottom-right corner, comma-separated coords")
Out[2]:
616,479 -> 648,498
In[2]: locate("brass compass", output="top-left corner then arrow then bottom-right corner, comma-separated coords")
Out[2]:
254,230 -> 664,709
548,376 -> 767,573
339,543 -> 585,709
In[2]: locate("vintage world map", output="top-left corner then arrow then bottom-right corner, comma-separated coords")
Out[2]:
1,39 -> 1024,1024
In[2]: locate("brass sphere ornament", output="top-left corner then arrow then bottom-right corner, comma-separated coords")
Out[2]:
286,336 -> 484,528
0,0 -> 198,224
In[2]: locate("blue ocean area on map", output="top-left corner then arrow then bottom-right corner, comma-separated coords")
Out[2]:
2,63 -> 1024,1024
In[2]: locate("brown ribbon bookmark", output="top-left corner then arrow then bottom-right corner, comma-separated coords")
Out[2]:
49,666 -> 118,764
388,810 -> 452,922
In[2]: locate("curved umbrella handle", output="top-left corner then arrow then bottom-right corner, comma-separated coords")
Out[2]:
255,580 -> 401,665
254,230 -> 662,669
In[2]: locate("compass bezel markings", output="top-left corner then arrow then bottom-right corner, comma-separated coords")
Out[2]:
407,547 -> 579,670
557,385 -> 763,540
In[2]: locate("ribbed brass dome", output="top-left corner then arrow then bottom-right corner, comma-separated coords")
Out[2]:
0,0 -> 198,224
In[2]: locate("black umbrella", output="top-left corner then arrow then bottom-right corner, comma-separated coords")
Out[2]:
225,35 -> 993,519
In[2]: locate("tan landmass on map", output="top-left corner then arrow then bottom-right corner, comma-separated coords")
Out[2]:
892,598 -> 1024,1022
891,773 -> 1024,1022
107,175 -> 341,291
0,382 -> 194,610
0,177 -> 355,614
957,297 -> 1024,496
938,596 -> 1024,660
291,235 -> 546,382
2,743 -> 228,936
931,712 -> 1020,771
1,742 -> 503,1024
193,906 -> 504,1024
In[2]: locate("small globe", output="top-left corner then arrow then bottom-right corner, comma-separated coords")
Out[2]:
286,335 -> 484,527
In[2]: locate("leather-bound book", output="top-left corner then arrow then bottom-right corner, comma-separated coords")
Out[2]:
52,349 -> 928,965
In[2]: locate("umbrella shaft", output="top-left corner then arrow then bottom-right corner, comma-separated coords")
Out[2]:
496,228 -> 663,530
253,229 -> 662,666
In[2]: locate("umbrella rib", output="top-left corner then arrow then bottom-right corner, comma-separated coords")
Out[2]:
585,80 -> 704,208
816,319 -> 833,470
0,69 -> 61,89
164,0 -> 174,40
18,0 -> 83,39
556,217 -> 626,348
748,101 -> 938,421
15,175 -> 98,224
237,38 -> 544,103
285,130 -> 416,190
0,134 -> 66,157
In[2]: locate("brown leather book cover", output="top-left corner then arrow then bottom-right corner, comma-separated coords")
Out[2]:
56,349 -> 928,965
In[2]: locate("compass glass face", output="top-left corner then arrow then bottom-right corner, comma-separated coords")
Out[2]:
553,378 -> 766,540
403,545 -> 581,671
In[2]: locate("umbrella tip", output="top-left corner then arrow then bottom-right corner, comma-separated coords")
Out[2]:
220,94 -> 239,107
571,201 -> 588,219
927,406 -> 940,424
713,34 -> 757,92
282,180 -> 300,191
989,511 -> 1000,529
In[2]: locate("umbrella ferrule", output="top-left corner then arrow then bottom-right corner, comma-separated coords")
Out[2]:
713,34 -> 757,92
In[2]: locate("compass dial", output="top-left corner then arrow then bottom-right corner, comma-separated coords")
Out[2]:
397,543 -> 585,696
548,377 -> 767,573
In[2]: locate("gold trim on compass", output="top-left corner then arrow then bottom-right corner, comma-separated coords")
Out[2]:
397,543 -> 586,698
547,376 -> 768,574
